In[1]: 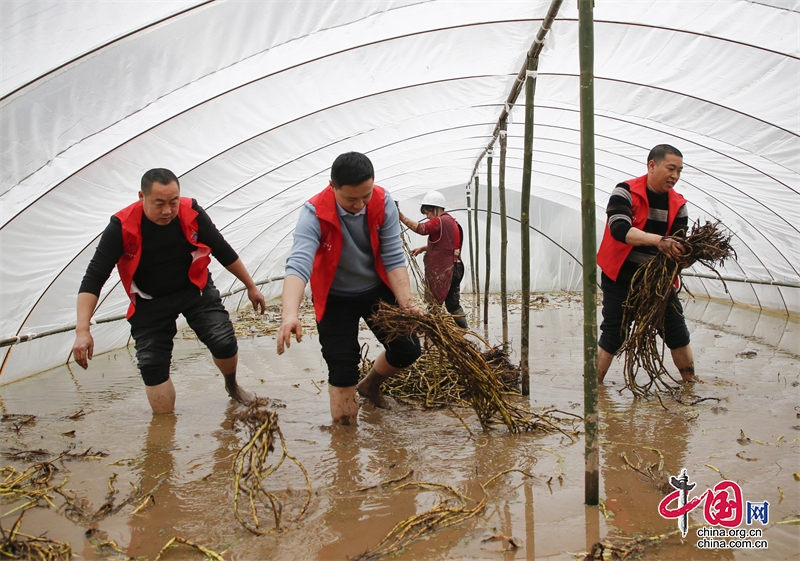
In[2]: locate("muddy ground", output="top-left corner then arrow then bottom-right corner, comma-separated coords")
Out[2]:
0,294 -> 797,560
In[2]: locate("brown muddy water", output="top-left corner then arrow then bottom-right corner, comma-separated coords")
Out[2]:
1,295 -> 798,560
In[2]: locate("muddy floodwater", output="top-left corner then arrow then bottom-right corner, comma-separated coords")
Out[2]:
1,295 -> 798,560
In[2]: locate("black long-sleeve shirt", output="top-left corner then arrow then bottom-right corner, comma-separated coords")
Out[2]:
606,182 -> 689,283
79,199 -> 238,298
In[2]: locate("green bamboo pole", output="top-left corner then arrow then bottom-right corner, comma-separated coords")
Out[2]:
579,0 -> 599,507
473,176 -> 481,315
483,152 -> 493,325
498,119 -> 509,349
520,55 -> 538,397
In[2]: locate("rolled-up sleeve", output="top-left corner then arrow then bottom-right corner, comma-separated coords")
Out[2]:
284,203 -> 321,283
379,190 -> 406,272
415,216 -> 441,237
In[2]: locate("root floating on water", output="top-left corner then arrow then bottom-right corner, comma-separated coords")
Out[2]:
231,397 -> 312,535
352,469 -> 533,561
56,472 -> 142,525
0,506 -> 72,561
154,536 -> 225,561
578,524 -> 702,560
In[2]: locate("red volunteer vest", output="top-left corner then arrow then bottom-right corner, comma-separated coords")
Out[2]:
308,184 -> 390,322
596,174 -> 687,281
115,197 -> 211,318
423,213 -> 460,304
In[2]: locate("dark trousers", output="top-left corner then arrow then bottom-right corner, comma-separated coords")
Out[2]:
598,272 -> 690,354
128,276 -> 237,386
317,283 -> 421,388
443,261 -> 464,313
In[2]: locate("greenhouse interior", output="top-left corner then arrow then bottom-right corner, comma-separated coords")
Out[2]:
1,1 -> 798,560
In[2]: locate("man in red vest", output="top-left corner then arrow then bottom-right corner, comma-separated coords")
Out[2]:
596,144 -> 697,384
398,191 -> 468,328
277,152 -> 422,426
72,168 -> 266,413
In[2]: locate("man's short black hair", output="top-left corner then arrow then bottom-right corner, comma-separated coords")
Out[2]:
647,144 -> 683,165
141,168 -> 180,194
330,152 -> 374,189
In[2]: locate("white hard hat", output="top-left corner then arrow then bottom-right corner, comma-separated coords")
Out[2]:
420,191 -> 446,210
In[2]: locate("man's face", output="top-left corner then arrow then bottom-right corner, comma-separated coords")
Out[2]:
140,181 -> 180,225
647,154 -> 683,194
332,178 -> 374,214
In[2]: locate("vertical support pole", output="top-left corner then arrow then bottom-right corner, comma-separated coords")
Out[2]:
579,0 -> 599,506
483,152 -> 493,326
466,184 -> 475,299
473,176 -> 481,315
498,119 -> 509,348
520,55 -> 538,397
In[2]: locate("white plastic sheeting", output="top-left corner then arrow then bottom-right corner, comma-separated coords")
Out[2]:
1,0 -> 798,384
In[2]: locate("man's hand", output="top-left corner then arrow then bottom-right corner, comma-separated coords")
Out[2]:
277,316 -> 303,355
224,259 -> 266,313
247,286 -> 267,314
398,299 -> 424,316
658,236 -> 686,261
406,303 -> 424,316
410,247 -> 425,257
73,292 -> 99,370
72,331 -> 94,369
277,275 -> 307,355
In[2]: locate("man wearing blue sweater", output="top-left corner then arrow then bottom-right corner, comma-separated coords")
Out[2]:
277,152 -> 421,425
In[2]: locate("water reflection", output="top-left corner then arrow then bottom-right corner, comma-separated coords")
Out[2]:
684,298 -> 798,356
127,413 -> 180,558
316,423 -> 417,560
599,387 -> 735,560
468,432 -> 533,560
125,406 -> 243,558
524,482 -> 535,561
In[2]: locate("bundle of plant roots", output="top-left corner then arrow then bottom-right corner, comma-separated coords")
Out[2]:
619,220 -> 735,397
232,398 -> 311,535
376,344 -> 520,409
370,302 -> 578,436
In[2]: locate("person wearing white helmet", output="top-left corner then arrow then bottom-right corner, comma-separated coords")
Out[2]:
398,191 -> 468,328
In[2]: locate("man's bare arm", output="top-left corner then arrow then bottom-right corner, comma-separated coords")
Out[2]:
277,274 -> 307,354
225,258 -> 266,313
72,292 -> 99,369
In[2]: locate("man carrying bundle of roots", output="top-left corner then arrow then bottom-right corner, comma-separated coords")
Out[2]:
398,191 -> 468,329
596,144 -> 698,385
